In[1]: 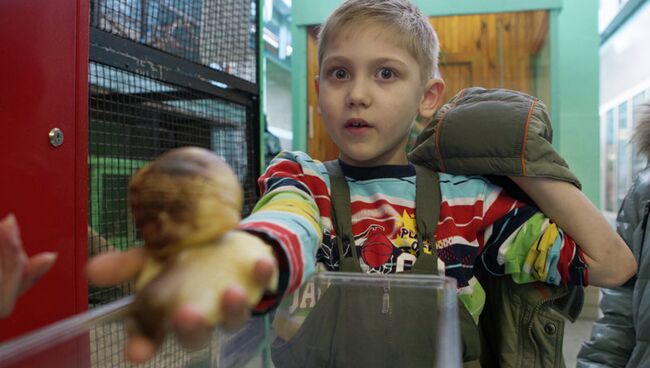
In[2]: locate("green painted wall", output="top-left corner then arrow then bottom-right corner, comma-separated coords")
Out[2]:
554,0 -> 600,205
259,0 -> 267,170
291,0 -> 601,204
292,0 -> 562,25
290,24 -> 308,152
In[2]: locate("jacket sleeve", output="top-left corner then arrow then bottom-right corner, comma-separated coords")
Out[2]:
576,286 -> 635,368
576,173 -> 646,367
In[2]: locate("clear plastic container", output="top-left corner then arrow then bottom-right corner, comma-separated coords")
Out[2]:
269,272 -> 461,368
0,272 -> 460,367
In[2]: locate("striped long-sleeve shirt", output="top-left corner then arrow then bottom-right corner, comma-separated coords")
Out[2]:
239,151 -> 588,315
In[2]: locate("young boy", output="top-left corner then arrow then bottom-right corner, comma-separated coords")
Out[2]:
87,0 -> 637,364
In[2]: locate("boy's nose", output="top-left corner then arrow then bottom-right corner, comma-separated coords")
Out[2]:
345,79 -> 371,108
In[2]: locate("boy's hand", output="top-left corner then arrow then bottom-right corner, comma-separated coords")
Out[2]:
0,214 -> 58,318
86,230 -> 278,364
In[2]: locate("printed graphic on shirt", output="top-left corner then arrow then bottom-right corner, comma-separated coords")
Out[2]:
317,209 -> 437,274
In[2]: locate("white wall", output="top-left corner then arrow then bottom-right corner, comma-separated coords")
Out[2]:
266,60 -> 293,151
600,1 -> 650,106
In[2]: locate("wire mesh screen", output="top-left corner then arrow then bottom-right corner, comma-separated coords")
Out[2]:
90,0 -> 257,83
87,313 -> 266,368
86,1 -> 260,364
89,320 -> 216,368
87,61 -> 258,307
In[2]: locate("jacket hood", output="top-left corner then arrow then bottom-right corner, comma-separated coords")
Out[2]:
408,87 -> 581,189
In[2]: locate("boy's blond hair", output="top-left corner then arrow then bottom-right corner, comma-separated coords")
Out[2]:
317,0 -> 440,80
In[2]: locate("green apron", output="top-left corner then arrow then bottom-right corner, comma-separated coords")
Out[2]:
270,161 -> 481,367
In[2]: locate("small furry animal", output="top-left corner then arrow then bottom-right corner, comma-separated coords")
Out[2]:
127,147 -> 272,348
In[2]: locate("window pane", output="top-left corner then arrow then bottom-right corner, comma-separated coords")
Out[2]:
617,102 -> 630,208
605,109 -> 616,212
632,92 -> 648,177
633,92 -> 646,118
619,101 -> 628,129
617,134 -> 629,208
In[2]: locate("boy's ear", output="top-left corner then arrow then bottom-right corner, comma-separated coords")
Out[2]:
418,78 -> 445,119
314,75 -> 320,96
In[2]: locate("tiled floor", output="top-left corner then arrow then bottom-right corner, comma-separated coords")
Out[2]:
563,286 -> 601,367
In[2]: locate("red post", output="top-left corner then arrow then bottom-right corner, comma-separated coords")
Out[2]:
0,0 -> 89,341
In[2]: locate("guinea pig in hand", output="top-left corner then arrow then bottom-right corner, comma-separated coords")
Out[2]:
128,146 -> 243,262
126,147 -> 274,348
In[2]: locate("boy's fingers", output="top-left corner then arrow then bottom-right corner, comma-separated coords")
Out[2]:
173,305 -> 213,349
86,247 -> 147,286
124,333 -> 158,364
253,256 -> 278,292
19,252 -> 57,294
220,286 -> 250,332
173,304 -> 206,332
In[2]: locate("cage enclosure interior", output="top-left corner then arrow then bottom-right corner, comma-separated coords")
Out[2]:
87,0 -> 261,305
86,0 -> 262,363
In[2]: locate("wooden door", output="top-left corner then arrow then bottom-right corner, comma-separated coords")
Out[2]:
438,52 -> 481,103
431,11 -> 549,101
0,0 -> 89,341
306,29 -> 339,162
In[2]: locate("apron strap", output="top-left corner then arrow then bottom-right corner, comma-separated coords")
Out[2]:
324,160 -> 362,272
412,164 -> 441,274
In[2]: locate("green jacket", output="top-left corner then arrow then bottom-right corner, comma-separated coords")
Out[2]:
409,87 -> 584,368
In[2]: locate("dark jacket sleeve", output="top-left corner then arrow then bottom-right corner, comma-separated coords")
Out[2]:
576,171 -> 647,367
576,286 -> 635,367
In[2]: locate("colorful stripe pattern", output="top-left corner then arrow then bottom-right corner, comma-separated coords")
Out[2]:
240,151 -> 588,313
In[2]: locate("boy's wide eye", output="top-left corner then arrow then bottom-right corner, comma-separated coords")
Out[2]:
331,68 -> 348,80
377,68 -> 395,80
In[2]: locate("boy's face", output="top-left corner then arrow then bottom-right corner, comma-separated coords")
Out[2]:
317,23 -> 443,167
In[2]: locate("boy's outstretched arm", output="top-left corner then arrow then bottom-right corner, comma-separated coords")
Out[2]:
509,176 -> 637,287
86,232 -> 278,364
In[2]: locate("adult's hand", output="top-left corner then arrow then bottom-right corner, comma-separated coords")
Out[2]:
0,214 -> 57,318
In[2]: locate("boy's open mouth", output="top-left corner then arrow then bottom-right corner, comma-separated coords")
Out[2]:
345,118 -> 371,129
